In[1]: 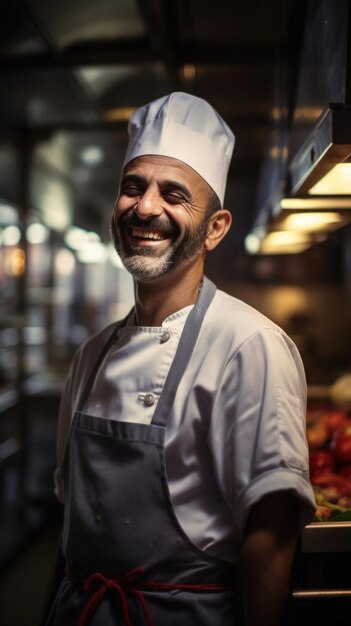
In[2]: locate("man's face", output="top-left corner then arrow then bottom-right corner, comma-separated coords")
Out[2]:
111,155 -> 214,281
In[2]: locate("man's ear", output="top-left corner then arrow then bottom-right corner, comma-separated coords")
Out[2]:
205,209 -> 232,251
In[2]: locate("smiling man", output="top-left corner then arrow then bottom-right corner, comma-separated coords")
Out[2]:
111,156 -> 219,282
49,92 -> 316,626
111,157 -> 218,280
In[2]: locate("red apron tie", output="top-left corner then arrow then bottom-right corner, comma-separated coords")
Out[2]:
67,567 -> 230,626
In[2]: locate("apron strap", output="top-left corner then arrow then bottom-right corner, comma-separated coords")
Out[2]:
67,566 -> 230,626
151,276 -> 216,427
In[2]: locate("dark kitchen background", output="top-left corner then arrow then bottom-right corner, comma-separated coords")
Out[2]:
1,1 -> 351,624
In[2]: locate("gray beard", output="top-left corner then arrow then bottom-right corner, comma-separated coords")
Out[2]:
111,211 -> 210,281
116,243 -> 175,280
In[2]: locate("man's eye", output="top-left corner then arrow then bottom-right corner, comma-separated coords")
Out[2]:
164,193 -> 184,204
121,186 -> 140,196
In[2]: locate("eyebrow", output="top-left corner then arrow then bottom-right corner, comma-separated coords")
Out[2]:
160,179 -> 192,201
120,174 -> 146,188
120,174 -> 193,201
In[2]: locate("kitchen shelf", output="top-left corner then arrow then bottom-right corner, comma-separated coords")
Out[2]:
302,521 -> 351,553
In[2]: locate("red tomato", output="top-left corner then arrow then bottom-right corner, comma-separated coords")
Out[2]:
325,411 -> 351,433
309,449 -> 335,477
311,471 -> 351,493
340,464 -> 351,480
332,426 -> 351,465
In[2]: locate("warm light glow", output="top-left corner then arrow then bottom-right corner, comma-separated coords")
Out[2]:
271,107 -> 286,121
54,248 -> 75,276
104,107 -> 136,122
182,64 -> 197,82
281,197 -> 351,210
4,248 -> 25,275
308,163 -> 351,195
281,212 -> 343,232
294,106 -> 324,122
265,231 -> 308,245
260,231 -> 312,255
269,146 -> 280,159
245,230 -> 313,255
264,287 -> 310,325
268,146 -> 288,160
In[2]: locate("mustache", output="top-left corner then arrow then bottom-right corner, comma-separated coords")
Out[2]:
119,210 -> 179,238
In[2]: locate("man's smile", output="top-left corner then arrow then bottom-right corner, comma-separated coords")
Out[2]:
129,227 -> 170,243
115,212 -> 180,252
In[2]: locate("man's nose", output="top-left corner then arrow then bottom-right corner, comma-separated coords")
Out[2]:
134,188 -> 163,220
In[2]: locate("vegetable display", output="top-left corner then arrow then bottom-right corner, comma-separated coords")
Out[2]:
307,406 -> 351,521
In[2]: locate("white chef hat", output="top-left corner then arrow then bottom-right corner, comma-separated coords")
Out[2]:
123,92 -> 235,205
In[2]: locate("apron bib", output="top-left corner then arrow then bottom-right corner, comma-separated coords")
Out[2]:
47,277 -> 239,625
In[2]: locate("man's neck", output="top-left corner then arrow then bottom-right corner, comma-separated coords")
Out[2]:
134,263 -> 204,327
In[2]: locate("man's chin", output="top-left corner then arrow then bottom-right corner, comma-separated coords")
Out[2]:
119,253 -> 172,281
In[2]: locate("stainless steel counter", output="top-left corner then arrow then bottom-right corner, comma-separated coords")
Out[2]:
302,521 -> 351,553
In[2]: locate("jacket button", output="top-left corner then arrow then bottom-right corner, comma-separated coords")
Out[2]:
144,393 -> 156,406
160,331 -> 171,343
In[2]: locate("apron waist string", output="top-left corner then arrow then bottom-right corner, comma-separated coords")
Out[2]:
67,567 -> 231,626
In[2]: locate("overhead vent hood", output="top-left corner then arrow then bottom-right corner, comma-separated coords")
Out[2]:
245,0 -> 351,255
289,103 -> 351,196
288,0 -> 351,197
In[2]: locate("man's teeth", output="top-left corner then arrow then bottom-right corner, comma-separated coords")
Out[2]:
131,228 -> 166,241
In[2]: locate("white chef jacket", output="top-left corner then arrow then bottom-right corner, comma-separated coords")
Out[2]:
55,287 -> 316,564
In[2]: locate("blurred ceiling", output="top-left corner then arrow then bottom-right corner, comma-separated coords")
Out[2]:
0,0 -> 349,284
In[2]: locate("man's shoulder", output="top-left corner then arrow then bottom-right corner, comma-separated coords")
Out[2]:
208,287 -> 281,339
203,286 -> 303,378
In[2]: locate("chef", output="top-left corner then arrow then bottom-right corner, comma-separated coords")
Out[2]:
48,92 -> 316,626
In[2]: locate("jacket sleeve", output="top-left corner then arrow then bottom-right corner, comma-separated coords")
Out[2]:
208,327 -> 316,538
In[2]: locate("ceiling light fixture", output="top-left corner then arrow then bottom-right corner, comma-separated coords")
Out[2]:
278,211 -> 343,232
289,104 -> 351,196
258,231 -> 313,255
245,230 -> 313,255
308,162 -> 351,195
280,197 -> 351,210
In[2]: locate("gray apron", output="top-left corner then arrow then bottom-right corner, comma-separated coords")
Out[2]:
47,277 -> 239,625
